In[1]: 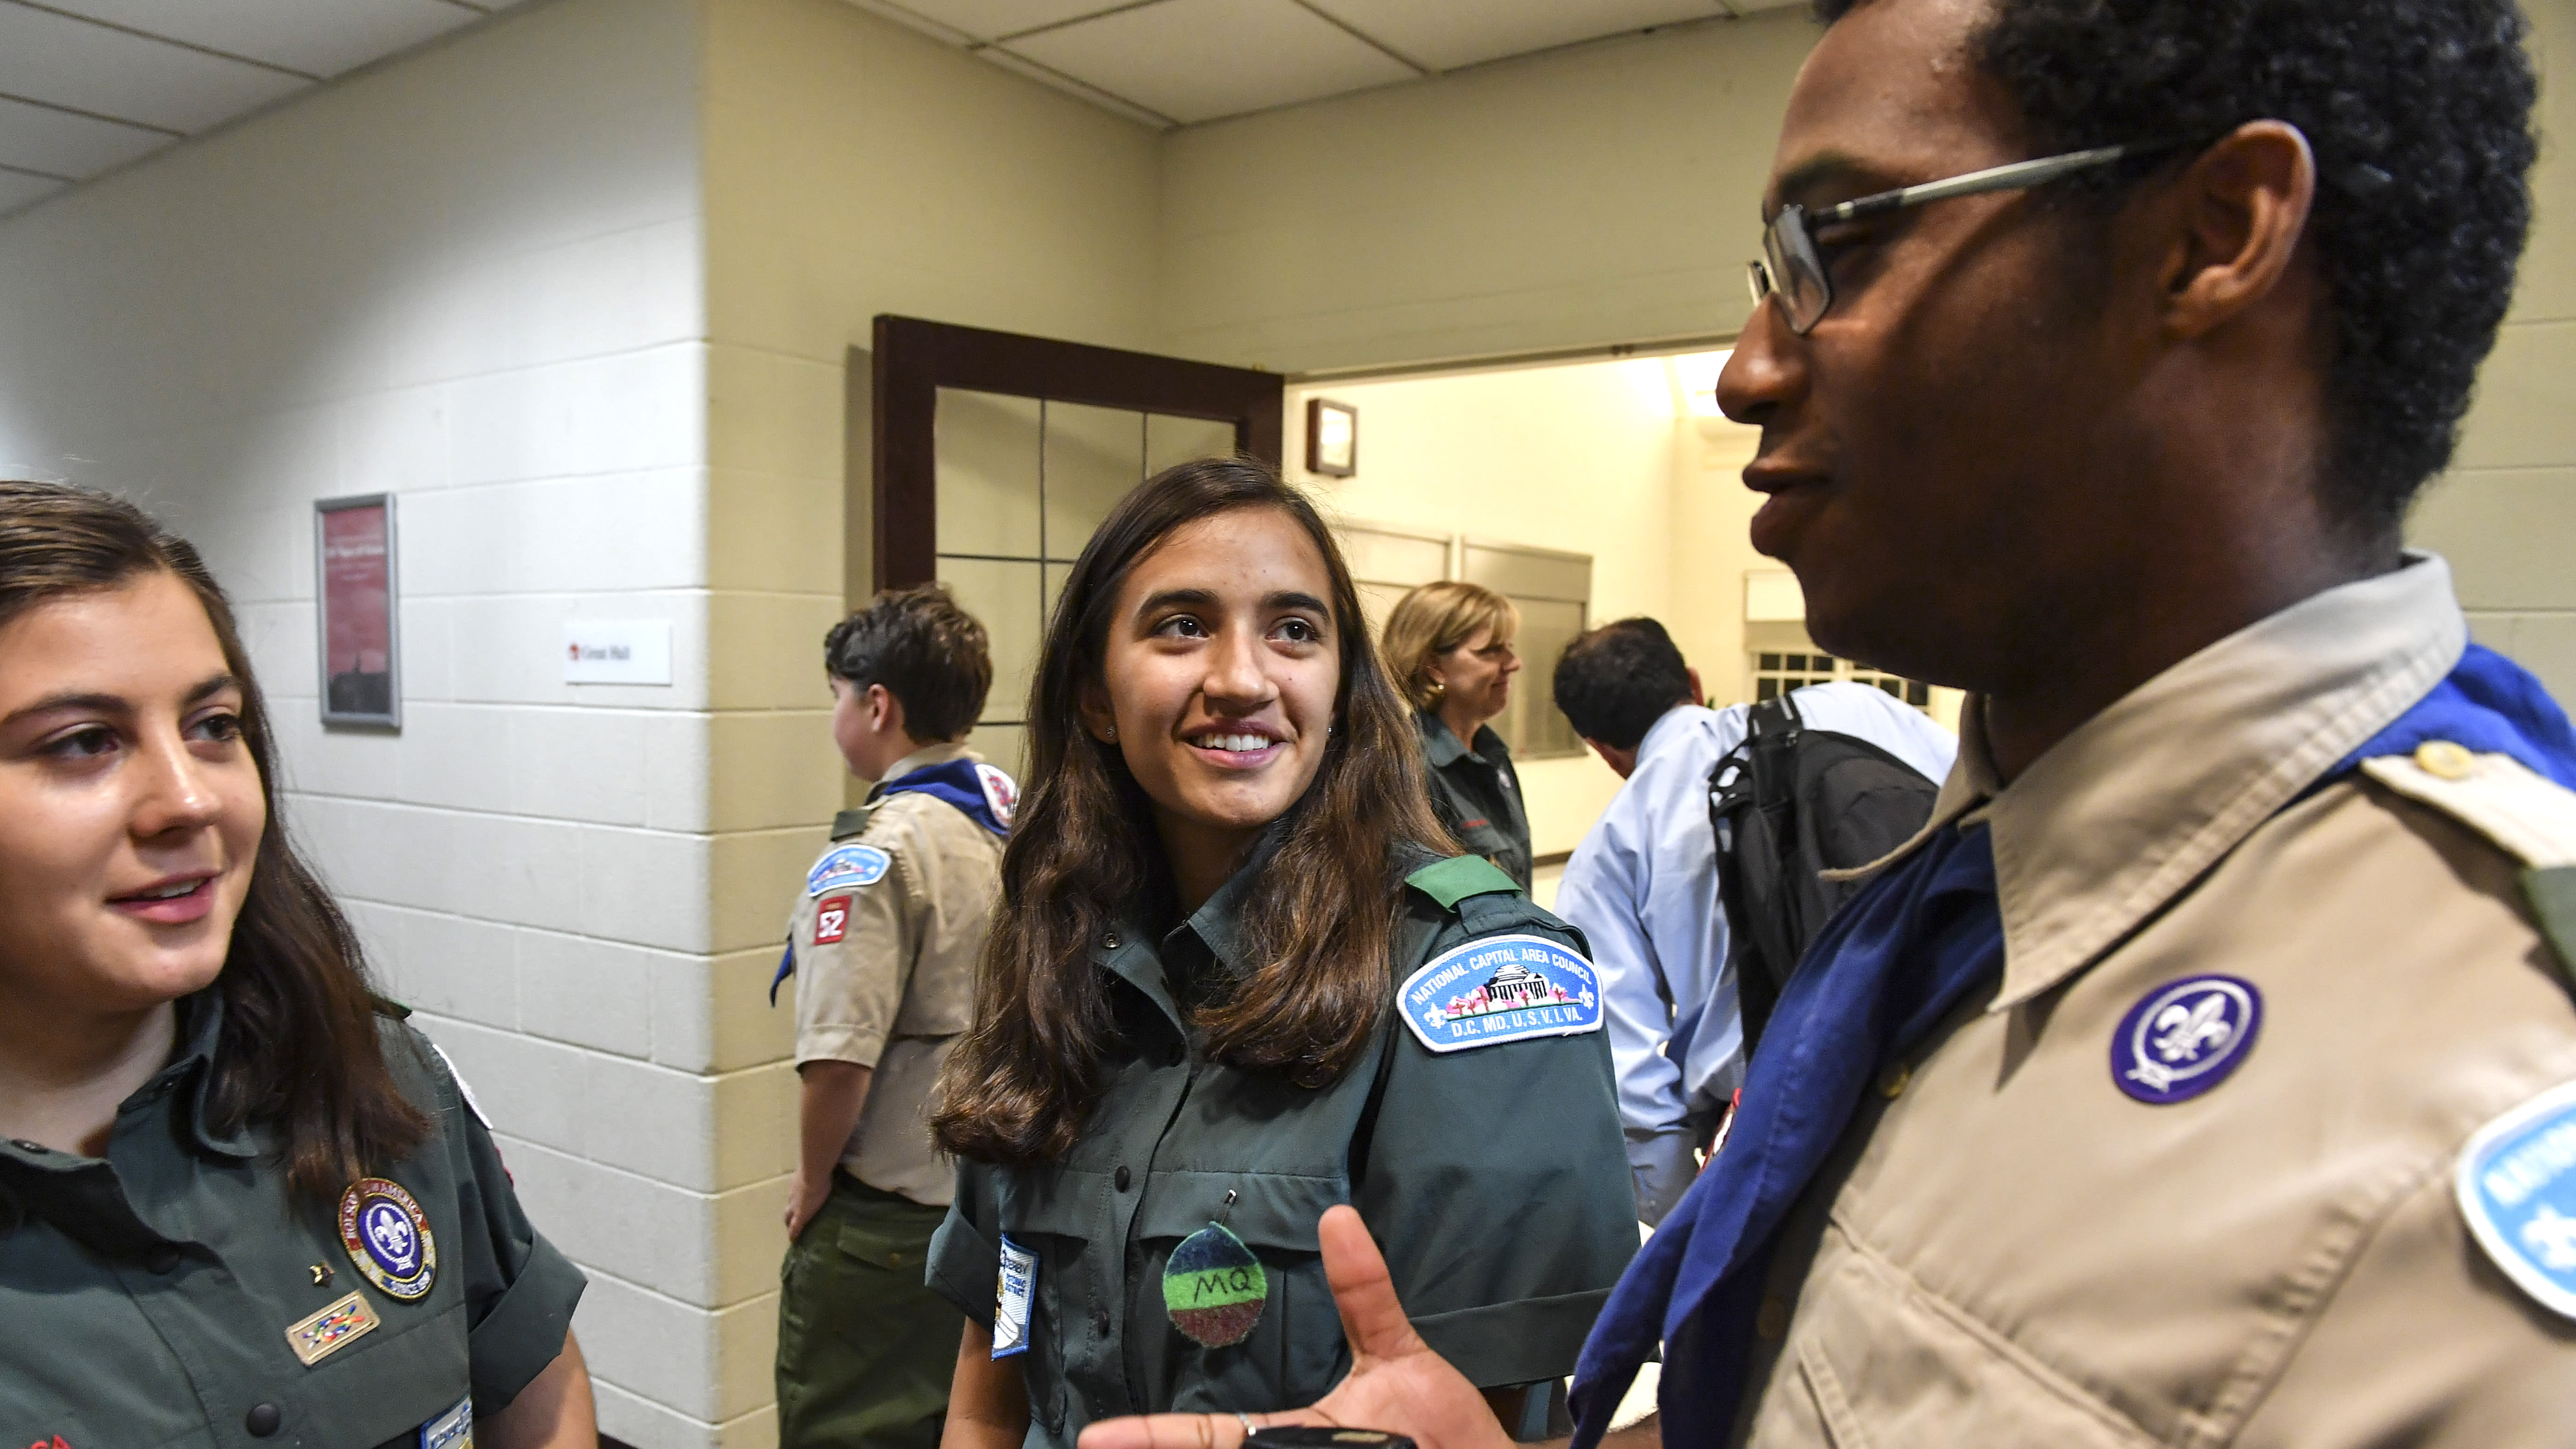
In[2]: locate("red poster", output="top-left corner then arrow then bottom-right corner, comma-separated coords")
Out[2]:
318,497 -> 398,725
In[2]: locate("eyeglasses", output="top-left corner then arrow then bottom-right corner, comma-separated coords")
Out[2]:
1747,140 -> 2177,335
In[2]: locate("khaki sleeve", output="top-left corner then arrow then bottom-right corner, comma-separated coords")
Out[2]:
792,837 -> 921,1069
2235,1165 -> 2576,1446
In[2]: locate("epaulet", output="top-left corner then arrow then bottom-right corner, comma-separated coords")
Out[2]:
1404,855 -> 1522,910
368,993 -> 413,1020
830,805 -> 878,841
2361,742 -> 2576,987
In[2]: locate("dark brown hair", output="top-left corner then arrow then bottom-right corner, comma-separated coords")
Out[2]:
824,583 -> 994,741
0,480 -> 427,1199
930,458 -> 1453,1164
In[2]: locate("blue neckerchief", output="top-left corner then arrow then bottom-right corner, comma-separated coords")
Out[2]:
878,757 -> 1015,836
768,758 -> 1015,1004
1569,641 -> 2576,1447
1570,821 -> 2005,1448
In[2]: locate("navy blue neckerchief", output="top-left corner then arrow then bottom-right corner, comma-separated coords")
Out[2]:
1568,639 -> 2576,1449
768,758 -> 1015,1004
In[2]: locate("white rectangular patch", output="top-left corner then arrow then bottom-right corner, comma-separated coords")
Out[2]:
420,1391 -> 472,1449
992,1235 -> 1036,1359
562,620 -> 673,685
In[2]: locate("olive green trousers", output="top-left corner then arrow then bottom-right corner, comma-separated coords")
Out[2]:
776,1173 -> 964,1449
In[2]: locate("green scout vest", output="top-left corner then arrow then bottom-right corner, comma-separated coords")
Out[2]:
0,991 -> 585,1448
1416,712 -> 1535,891
925,852 -> 1637,1449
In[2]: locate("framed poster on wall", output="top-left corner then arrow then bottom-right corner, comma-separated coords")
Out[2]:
315,493 -> 400,729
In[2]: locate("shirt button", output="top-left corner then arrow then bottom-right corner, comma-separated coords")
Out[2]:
2416,740 -> 2476,780
1114,1166 -> 1132,1191
1091,1309 -> 1112,1337
144,1244 -> 182,1274
1102,931 -> 1122,950
1755,1297 -> 1790,1341
244,1402 -> 282,1437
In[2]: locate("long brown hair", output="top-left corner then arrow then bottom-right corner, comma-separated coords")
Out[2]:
0,481 -> 427,1199
931,458 -> 1453,1164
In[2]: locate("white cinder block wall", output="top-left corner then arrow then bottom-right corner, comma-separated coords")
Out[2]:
0,2 -> 785,1446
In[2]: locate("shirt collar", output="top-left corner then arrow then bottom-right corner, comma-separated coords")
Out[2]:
873,739 -> 976,792
168,987 -> 258,1158
1635,702 -> 1713,765
1418,710 -> 1470,767
1876,552 -> 2465,1013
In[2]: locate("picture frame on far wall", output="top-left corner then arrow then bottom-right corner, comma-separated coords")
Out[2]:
1307,397 -> 1358,477
315,493 -> 400,729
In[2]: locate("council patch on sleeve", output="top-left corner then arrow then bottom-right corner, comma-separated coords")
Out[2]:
1399,932 -> 1602,1054
2457,1077 -> 2576,1320
807,844 -> 891,897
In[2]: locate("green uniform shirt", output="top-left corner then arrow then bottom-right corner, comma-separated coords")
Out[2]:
0,990 -> 585,1449
1417,712 -> 1534,890
926,847 -> 1636,1448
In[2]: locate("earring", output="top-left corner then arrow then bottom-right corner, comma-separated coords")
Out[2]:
1106,724 -> 1118,741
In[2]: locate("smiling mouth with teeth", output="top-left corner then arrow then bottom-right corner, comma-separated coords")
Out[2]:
1192,732 -> 1280,753
126,879 -> 205,901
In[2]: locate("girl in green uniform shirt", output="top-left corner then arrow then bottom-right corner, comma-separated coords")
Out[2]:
927,459 -> 1636,1449
0,482 -> 593,1448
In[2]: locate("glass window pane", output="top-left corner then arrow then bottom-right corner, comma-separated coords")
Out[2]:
1145,412 -> 1238,477
937,556 -> 1043,725
1496,597 -> 1587,758
1044,402 -> 1146,562
936,389 -> 1042,558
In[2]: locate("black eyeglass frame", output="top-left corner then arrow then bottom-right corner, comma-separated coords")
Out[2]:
1748,139 -> 2183,335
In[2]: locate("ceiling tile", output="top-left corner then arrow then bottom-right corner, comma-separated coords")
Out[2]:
0,167 -> 69,216
0,3 -> 306,132
869,0 -> 1131,43
33,0 -> 480,79
0,94 -> 169,179
1005,0 -> 1416,126
1304,0 -> 1723,71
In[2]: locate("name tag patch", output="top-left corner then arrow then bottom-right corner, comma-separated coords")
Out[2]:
807,844 -> 891,897
813,895 -> 852,945
1399,933 -> 1601,1054
2110,974 -> 2263,1105
993,1235 -> 1037,1358
420,1392 -> 472,1449
2458,1078 -> 2576,1320
285,1290 -> 380,1365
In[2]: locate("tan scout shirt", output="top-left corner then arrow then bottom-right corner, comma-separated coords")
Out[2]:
789,741 -> 1002,1207
1737,556 -> 2576,1448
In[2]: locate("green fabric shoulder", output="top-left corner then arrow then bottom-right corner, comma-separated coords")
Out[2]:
1404,854 -> 1521,910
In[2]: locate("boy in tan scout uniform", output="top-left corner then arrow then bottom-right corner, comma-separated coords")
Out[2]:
774,585 -> 1014,1449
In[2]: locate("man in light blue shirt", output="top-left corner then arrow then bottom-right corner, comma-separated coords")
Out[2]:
1551,618 -> 1955,1223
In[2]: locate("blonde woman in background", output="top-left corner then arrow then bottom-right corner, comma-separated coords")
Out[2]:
1382,581 -> 1531,890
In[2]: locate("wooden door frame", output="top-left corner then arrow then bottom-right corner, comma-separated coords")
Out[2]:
869,314 -> 1284,589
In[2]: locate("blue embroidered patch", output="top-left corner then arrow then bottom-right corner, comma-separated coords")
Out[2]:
807,844 -> 891,897
1399,933 -> 1602,1054
2457,1078 -> 2576,1321
2110,974 -> 2263,1105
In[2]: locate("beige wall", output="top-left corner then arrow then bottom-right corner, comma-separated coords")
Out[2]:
2409,0 -> 2576,699
1158,10 -> 1816,374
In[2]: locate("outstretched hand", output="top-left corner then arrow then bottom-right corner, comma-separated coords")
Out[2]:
1075,1205 -> 1516,1449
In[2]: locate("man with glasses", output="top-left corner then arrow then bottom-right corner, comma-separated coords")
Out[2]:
1080,0 -> 2576,1446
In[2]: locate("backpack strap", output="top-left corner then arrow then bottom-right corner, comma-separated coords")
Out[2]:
2361,743 -> 2576,991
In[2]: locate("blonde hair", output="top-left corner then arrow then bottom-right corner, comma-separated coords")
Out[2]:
1382,580 -> 1519,712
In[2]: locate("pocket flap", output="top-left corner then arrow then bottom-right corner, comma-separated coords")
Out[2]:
1134,1171 -> 1347,1250
996,1169 -> 1106,1243
836,1219 -> 929,1272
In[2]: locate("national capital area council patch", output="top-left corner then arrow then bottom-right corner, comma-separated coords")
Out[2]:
1398,933 -> 1602,1053
2456,1077 -> 2576,1320
338,1176 -> 436,1301
807,843 -> 891,897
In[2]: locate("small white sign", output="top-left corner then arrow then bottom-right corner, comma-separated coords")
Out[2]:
563,620 -> 673,685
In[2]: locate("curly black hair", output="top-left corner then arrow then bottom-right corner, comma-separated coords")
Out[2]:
824,583 -> 993,741
1812,0 -> 2538,532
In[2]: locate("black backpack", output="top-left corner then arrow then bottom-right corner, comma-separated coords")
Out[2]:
1706,693 -> 1940,1058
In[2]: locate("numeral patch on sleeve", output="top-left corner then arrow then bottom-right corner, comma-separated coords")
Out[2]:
813,895 -> 852,945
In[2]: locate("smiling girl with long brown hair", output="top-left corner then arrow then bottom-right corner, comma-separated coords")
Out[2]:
925,457 -> 1634,1449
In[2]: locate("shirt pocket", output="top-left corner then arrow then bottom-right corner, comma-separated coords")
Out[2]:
1135,1173 -> 1350,1411
1750,1232 -> 2154,1449
299,1296 -> 473,1447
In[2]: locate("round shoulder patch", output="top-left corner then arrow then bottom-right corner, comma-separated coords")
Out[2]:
1398,932 -> 1601,1054
2111,974 -> 2263,1105
338,1176 -> 437,1301
807,843 -> 892,897
976,762 -> 1019,830
2457,1078 -> 2576,1320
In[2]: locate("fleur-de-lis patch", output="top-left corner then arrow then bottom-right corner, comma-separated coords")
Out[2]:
2112,975 -> 2263,1105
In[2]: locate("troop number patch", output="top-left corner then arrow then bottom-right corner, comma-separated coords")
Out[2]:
2457,1078 -> 2576,1320
1399,933 -> 1602,1054
807,844 -> 891,897
338,1176 -> 437,1301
